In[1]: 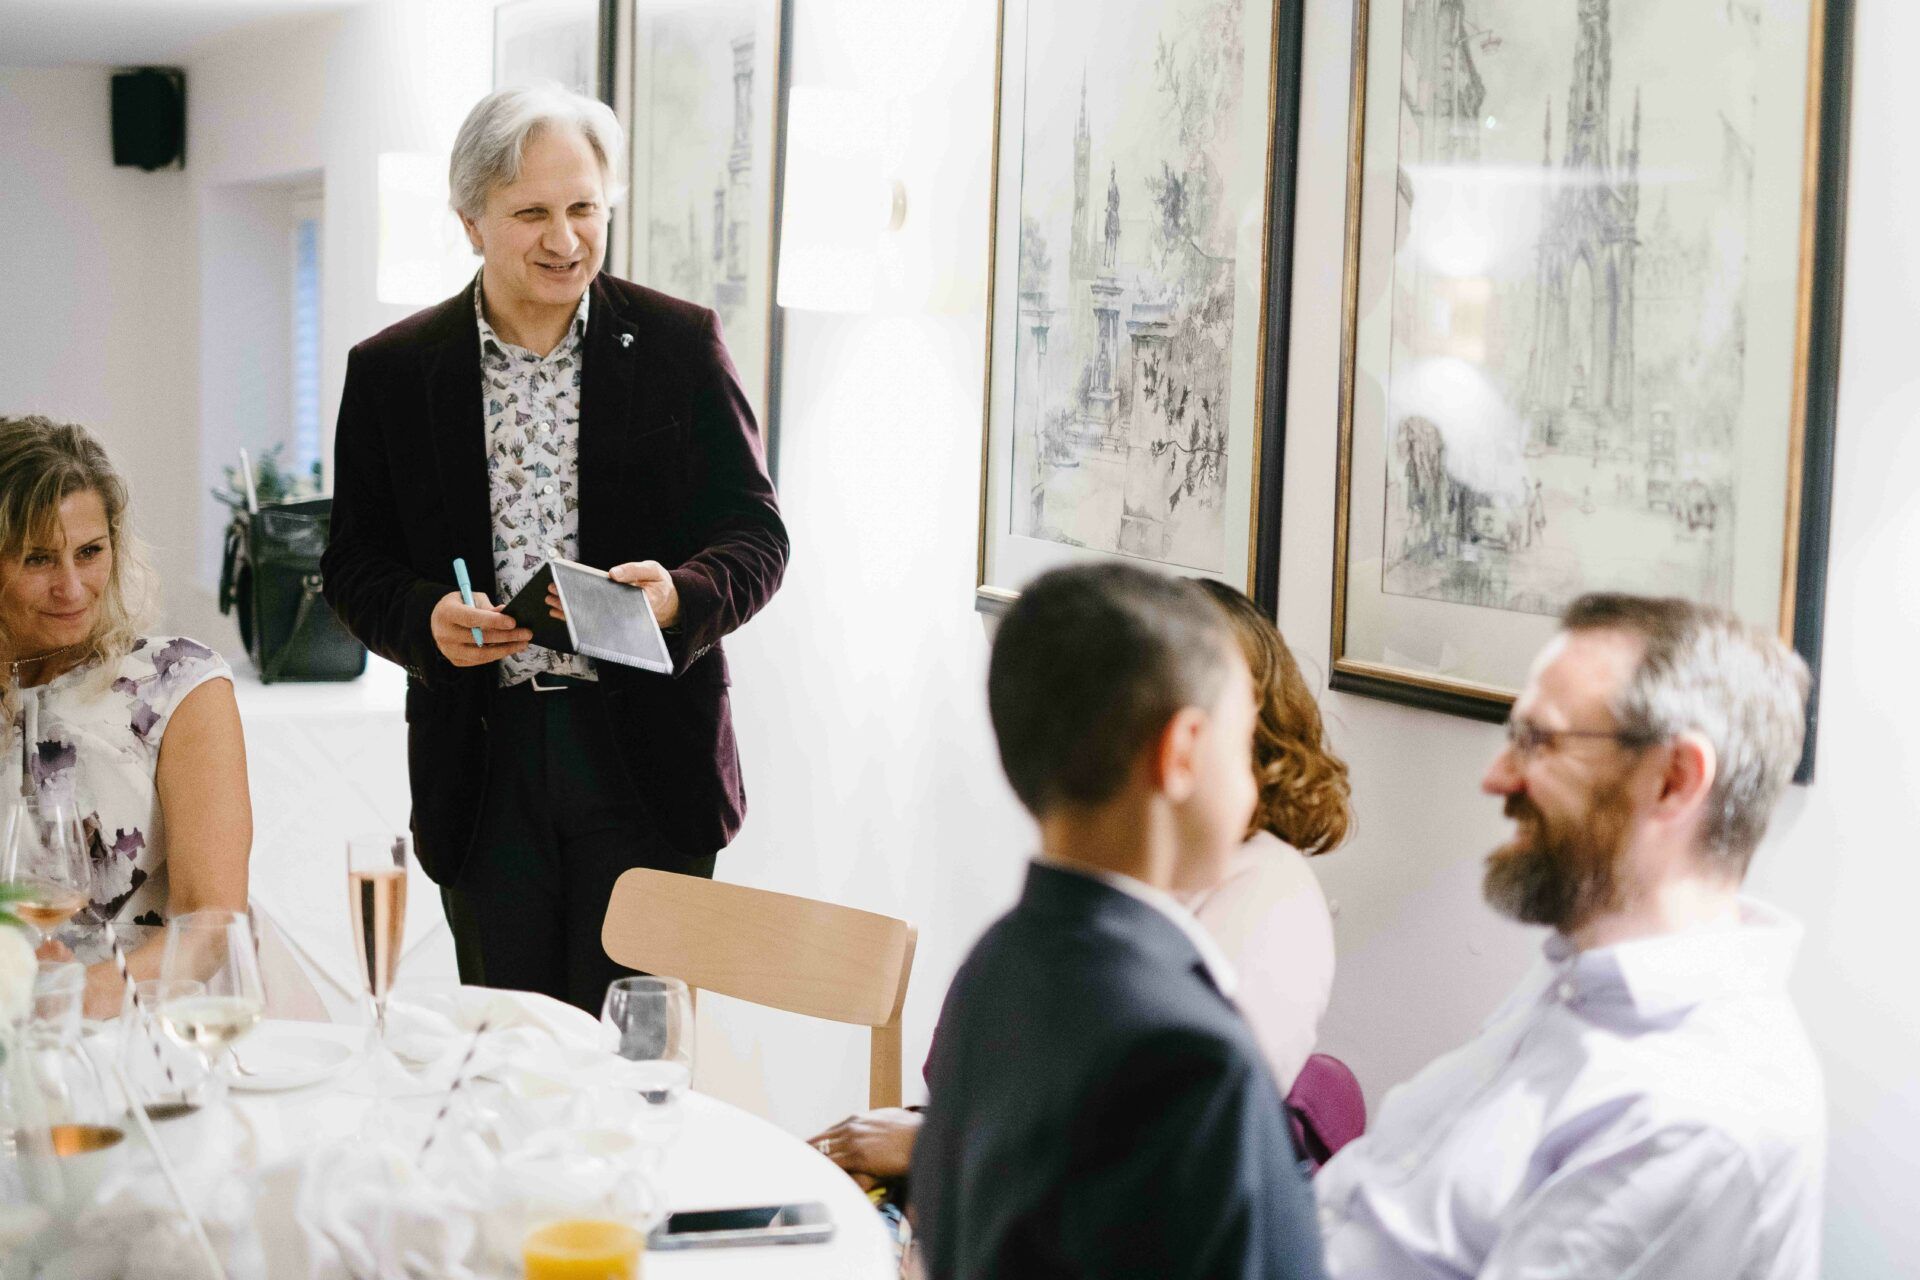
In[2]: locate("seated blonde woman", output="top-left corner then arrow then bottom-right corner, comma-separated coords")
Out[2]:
811,578 -> 1352,1189
1,415 -> 251,1018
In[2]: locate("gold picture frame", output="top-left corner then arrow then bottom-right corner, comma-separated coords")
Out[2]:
1328,0 -> 1852,778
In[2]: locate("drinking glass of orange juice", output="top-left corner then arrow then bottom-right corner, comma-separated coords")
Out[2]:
522,1218 -> 644,1280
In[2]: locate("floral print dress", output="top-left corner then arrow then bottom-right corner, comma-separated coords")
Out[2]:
8,636 -> 232,964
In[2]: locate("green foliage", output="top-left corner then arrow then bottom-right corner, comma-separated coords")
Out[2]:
212,444 -> 324,512
0,881 -> 27,932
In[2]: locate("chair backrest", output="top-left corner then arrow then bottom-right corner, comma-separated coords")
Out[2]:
1285,1052 -> 1366,1174
602,868 -> 918,1108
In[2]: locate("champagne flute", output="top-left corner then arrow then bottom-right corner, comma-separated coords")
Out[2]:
347,834 -> 409,1046
156,910 -> 265,1111
2,796 -> 93,945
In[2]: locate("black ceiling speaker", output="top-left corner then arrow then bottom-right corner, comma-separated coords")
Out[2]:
111,68 -> 186,171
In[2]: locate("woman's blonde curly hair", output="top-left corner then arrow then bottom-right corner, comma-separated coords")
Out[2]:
1195,579 -> 1351,856
0,416 -> 158,748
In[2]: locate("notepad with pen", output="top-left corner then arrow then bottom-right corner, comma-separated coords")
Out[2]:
502,558 -> 674,674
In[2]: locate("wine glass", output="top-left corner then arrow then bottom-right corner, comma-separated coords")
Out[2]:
600,976 -> 694,1150
346,833 -> 409,1046
156,910 -> 265,1111
1,795 -> 93,946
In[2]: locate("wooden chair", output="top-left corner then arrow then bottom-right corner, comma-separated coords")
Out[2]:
601,869 -> 919,1108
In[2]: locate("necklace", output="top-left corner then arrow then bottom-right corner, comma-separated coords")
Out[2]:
6,642 -> 82,680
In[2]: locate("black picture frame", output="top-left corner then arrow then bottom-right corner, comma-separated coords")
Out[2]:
973,0 -> 1310,617
1325,0 -> 1854,782
601,0 -> 794,481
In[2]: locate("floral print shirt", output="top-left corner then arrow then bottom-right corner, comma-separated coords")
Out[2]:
9,636 -> 232,964
475,277 -> 596,685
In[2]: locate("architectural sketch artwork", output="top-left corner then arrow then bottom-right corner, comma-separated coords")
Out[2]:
1382,0 -> 1760,615
1008,0 -> 1245,573
642,6 -> 759,338
494,0 -> 598,96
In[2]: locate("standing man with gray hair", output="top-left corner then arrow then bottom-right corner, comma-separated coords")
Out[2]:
1316,594 -> 1825,1279
322,84 -> 787,1011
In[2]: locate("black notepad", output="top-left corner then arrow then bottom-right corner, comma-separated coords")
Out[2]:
502,559 -> 674,674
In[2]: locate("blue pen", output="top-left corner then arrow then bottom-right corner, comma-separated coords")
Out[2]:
451,558 -> 486,646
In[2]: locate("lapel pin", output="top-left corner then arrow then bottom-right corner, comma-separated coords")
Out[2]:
618,333 -> 634,348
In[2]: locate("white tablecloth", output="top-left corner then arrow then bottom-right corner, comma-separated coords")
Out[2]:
232,1020 -> 892,1278
14,1008 -> 893,1279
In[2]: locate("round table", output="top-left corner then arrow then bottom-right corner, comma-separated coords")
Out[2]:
45,1014 -> 894,1279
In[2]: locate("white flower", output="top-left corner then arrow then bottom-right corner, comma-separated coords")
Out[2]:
0,926 -> 33,1027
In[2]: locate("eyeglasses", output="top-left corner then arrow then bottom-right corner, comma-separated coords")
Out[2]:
1504,716 -> 1664,759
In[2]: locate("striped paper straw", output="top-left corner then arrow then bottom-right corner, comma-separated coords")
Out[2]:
417,1017 -> 493,1163
108,918 -> 183,1103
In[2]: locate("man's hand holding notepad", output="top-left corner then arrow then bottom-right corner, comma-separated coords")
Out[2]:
502,558 -> 675,674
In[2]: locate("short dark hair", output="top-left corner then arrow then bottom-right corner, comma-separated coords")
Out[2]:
1561,593 -> 1809,871
988,564 -> 1236,815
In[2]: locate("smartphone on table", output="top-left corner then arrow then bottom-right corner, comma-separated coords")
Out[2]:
648,1201 -> 834,1251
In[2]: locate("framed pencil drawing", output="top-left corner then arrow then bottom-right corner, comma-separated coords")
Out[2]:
1329,0 -> 1852,776
975,0 -> 1309,613
624,0 -> 791,471
495,0 -> 601,95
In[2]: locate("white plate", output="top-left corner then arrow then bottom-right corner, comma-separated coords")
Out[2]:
229,1028 -> 355,1092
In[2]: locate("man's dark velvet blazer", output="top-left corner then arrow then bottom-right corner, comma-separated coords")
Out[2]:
320,272 -> 788,884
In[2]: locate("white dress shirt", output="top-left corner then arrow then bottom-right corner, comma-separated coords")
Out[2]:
1317,898 -> 1825,1280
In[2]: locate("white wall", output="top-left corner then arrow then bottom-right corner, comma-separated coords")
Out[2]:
0,66 -> 215,643
689,0 -> 1021,1127
0,1 -> 493,650
186,1 -> 493,582
196,175 -> 300,583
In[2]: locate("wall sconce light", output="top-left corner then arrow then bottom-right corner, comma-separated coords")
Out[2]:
375,152 -> 476,307
776,86 -> 909,314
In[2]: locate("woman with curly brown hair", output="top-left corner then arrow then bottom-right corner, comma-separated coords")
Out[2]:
810,579 -> 1352,1192
1188,577 -> 1350,1093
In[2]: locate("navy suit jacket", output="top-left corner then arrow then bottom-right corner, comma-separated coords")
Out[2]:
912,861 -> 1327,1280
320,273 -> 787,883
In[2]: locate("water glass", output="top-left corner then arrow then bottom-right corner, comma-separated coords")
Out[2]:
156,910 -> 266,1111
601,977 -> 693,1096
21,962 -> 109,1125
601,976 -> 693,1148
0,963 -> 109,1169
1,796 -> 93,945
120,977 -> 212,1108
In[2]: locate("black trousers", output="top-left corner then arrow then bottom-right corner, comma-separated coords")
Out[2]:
440,676 -> 717,1014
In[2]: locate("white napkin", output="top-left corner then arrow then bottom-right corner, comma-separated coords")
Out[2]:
385,987 -> 607,1072
291,1139 -> 483,1280
285,988 -> 661,1278
34,1122 -> 268,1280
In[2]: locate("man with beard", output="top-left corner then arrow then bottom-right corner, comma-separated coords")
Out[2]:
1314,594 -> 1825,1280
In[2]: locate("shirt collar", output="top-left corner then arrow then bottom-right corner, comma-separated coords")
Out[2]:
1035,856 -> 1240,997
1543,897 -> 1802,1021
473,270 -> 590,359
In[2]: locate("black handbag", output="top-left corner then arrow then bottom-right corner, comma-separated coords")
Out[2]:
218,496 -> 368,683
